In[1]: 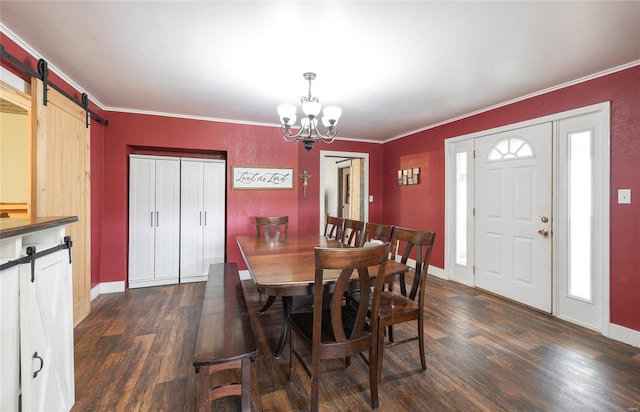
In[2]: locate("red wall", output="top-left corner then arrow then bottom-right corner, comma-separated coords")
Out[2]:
383,66 -> 640,331
100,113 -> 384,281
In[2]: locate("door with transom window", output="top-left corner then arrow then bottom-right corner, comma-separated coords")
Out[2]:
475,123 -> 552,312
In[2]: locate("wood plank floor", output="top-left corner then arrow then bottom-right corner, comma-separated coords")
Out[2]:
72,276 -> 640,411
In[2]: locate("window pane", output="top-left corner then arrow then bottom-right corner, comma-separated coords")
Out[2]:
455,152 -> 467,266
568,130 -> 592,301
488,137 -> 534,161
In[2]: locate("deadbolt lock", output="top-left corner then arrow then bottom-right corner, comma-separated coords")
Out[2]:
541,216 -> 549,223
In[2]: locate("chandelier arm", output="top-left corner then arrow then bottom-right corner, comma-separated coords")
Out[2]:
281,125 -> 305,142
309,122 -> 335,144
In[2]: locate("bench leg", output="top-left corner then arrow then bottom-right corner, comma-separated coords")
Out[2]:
241,357 -> 251,412
197,358 -> 251,412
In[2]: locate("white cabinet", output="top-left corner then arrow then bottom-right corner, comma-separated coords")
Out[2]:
180,159 -> 226,282
128,155 -> 181,288
0,218 -> 76,411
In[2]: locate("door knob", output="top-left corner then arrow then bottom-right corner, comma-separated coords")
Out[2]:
538,229 -> 549,236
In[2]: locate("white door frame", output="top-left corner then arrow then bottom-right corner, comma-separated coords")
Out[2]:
319,150 -> 369,233
444,102 -> 610,336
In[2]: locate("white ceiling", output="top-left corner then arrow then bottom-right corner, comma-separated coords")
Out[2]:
1,1 -> 639,143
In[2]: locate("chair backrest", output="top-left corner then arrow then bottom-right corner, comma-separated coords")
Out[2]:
359,222 -> 394,247
389,227 -> 436,302
341,219 -> 364,246
313,243 -> 391,346
323,215 -> 344,240
255,216 -> 288,238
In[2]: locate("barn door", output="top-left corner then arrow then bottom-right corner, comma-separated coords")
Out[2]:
32,78 -> 91,325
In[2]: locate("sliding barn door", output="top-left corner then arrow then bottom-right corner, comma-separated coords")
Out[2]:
32,79 -> 91,326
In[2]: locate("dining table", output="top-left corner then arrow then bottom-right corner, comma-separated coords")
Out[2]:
236,232 -> 411,357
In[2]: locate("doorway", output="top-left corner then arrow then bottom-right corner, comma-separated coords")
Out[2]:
445,102 -> 610,334
0,82 -> 32,218
319,150 -> 369,232
474,123 -> 552,312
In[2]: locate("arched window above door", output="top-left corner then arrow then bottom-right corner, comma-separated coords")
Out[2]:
487,136 -> 534,161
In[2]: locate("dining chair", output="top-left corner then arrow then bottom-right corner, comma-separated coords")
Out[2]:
288,243 -> 391,411
374,227 -> 436,379
341,218 -> 363,246
255,216 -> 289,313
323,214 -> 344,240
358,222 -> 394,247
255,215 -> 289,239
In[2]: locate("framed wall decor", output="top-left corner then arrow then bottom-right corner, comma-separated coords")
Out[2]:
232,166 -> 294,189
397,167 -> 420,186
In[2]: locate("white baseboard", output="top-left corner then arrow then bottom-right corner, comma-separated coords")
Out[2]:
609,323 -> 640,348
90,281 -> 125,301
180,276 -> 207,283
428,265 -> 446,280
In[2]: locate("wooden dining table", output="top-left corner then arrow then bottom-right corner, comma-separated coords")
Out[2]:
236,232 -> 411,357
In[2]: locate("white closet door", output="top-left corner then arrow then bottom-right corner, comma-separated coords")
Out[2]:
128,157 -> 156,282
153,159 -> 181,281
180,160 -> 205,278
202,160 -> 226,269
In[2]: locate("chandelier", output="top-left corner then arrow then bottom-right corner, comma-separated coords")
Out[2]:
277,72 -> 342,151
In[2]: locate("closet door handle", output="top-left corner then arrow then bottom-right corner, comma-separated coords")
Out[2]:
150,211 -> 154,227
156,212 -> 159,227
199,211 -> 202,226
204,211 -> 207,226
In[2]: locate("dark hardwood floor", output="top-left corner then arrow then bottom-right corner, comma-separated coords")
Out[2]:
72,275 -> 640,411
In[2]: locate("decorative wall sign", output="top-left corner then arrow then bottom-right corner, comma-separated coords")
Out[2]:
397,167 -> 420,186
232,167 -> 294,189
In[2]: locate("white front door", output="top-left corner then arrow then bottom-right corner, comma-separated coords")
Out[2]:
475,123 -> 553,312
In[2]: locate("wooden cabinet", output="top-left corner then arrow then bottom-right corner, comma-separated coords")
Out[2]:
0,217 -> 76,411
128,155 -> 181,288
180,159 -> 226,282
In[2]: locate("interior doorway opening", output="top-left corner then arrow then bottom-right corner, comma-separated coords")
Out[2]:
319,150 -> 369,233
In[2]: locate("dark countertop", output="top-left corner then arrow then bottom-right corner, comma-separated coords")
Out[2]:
0,216 -> 78,239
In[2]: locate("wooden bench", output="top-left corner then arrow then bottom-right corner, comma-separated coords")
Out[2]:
193,262 -> 257,412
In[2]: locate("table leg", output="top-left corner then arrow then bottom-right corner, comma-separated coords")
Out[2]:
274,296 -> 292,358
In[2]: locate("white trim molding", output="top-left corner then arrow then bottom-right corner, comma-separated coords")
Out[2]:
609,323 -> 640,348
90,281 -> 126,301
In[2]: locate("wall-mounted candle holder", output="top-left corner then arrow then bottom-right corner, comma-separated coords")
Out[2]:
397,167 -> 420,186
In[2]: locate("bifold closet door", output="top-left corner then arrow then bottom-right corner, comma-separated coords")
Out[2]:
180,159 -> 226,281
128,155 -> 180,288
202,161 -> 226,270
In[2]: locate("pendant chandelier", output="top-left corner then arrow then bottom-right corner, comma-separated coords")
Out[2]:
277,72 -> 342,151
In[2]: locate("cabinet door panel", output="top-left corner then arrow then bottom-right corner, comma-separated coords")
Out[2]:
203,161 -> 226,268
20,248 -> 74,412
128,157 -> 156,282
180,160 -> 205,278
154,159 -> 181,280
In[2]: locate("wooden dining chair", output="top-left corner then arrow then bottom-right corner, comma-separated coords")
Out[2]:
341,218 -> 363,246
323,215 -> 344,240
358,222 -> 394,247
288,243 -> 391,411
254,216 -> 288,313
255,215 -> 288,239
373,227 -> 436,379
